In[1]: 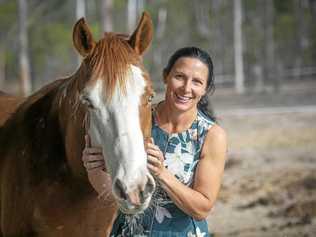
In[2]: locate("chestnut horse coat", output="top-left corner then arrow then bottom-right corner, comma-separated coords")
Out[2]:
0,12 -> 154,237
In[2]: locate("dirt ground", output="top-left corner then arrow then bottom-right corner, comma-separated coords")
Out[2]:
206,80 -> 316,237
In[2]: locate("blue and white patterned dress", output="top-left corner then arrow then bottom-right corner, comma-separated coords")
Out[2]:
110,106 -> 215,237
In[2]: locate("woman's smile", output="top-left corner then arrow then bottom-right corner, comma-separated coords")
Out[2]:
174,92 -> 193,104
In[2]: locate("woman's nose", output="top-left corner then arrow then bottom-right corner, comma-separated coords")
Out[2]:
183,80 -> 192,92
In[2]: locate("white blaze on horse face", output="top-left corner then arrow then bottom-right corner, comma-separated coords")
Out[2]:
86,65 -> 154,211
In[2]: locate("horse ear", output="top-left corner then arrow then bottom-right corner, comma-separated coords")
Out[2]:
128,11 -> 153,55
73,18 -> 96,57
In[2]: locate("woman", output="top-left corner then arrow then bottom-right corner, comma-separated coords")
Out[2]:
82,47 -> 227,236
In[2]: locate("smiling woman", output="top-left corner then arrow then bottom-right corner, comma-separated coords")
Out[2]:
162,57 -> 210,123
83,47 -> 227,237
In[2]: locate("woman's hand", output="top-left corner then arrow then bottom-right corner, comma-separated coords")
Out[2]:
82,134 -> 106,172
82,134 -> 112,200
146,140 -> 166,179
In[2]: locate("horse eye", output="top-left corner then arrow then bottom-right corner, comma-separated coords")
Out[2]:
81,95 -> 95,109
148,94 -> 154,103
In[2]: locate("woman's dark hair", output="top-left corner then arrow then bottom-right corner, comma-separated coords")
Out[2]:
163,47 -> 216,121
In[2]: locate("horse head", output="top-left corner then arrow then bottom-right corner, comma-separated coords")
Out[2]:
72,12 -> 155,214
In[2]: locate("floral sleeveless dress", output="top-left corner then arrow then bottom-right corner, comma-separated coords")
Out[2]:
110,107 -> 215,237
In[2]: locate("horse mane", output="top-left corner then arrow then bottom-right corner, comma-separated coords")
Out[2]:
86,33 -> 140,100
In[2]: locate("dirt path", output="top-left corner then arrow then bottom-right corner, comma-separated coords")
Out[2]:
207,111 -> 316,237
217,105 -> 316,116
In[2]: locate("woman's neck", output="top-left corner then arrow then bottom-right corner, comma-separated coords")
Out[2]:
156,101 -> 197,134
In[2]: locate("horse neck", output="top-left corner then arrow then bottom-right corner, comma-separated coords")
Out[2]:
57,67 -> 86,135
56,64 -> 89,179
0,79 -> 71,181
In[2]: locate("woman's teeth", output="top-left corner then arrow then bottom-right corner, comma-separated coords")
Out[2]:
176,94 -> 191,102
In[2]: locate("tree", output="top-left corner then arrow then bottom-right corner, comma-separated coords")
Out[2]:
194,1 -> 211,38
0,45 -> 4,89
18,0 -> 31,95
101,0 -> 113,32
234,0 -> 245,94
294,0 -> 309,80
76,0 -> 85,19
264,0 -> 275,87
76,0 -> 86,65
127,0 -> 144,33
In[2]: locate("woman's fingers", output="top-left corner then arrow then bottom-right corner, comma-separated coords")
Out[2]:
83,134 -> 107,172
82,154 -> 104,163
146,144 -> 164,163
147,163 -> 159,173
147,148 -> 162,158
85,134 -> 92,148
147,155 -> 162,166
83,147 -> 103,155
147,142 -> 158,149
84,161 -> 105,171
83,155 -> 105,169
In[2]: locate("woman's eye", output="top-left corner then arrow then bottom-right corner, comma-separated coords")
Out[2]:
193,79 -> 203,86
175,74 -> 184,80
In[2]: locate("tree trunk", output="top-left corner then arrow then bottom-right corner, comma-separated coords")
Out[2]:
264,0 -> 275,87
234,0 -> 245,94
294,0 -> 309,80
253,0 -> 265,93
210,0 -> 224,74
101,0 -> 113,32
76,0 -> 85,19
127,0 -> 144,33
127,0 -> 137,33
137,0 -> 144,14
152,6 -> 167,91
0,45 -> 5,90
194,1 -> 211,38
156,7 -> 167,40
76,0 -> 86,64
18,0 -> 32,96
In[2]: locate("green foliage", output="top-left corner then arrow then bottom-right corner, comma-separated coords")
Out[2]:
30,22 -> 71,67
274,0 -> 293,14
113,0 -> 126,9
275,14 -> 295,44
0,1 -> 17,41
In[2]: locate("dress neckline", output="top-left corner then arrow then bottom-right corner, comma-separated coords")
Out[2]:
152,102 -> 198,136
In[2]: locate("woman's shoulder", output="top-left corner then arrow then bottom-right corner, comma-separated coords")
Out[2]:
197,110 -> 215,129
198,123 -> 227,162
204,123 -> 227,151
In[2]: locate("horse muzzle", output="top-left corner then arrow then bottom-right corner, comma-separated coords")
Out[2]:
113,173 -> 155,214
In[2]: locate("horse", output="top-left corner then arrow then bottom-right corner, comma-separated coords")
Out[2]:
0,12 -> 155,237
0,92 -> 24,126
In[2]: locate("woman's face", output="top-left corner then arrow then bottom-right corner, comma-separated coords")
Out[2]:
164,57 -> 208,113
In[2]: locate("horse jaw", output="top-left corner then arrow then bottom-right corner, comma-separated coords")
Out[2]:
85,65 -> 155,214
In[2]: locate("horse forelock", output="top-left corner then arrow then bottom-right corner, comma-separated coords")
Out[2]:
86,33 -> 141,101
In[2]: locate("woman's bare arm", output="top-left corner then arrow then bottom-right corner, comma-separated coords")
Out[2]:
147,124 -> 227,220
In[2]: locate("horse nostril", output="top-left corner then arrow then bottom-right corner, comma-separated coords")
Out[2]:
113,178 -> 128,201
143,175 -> 155,197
